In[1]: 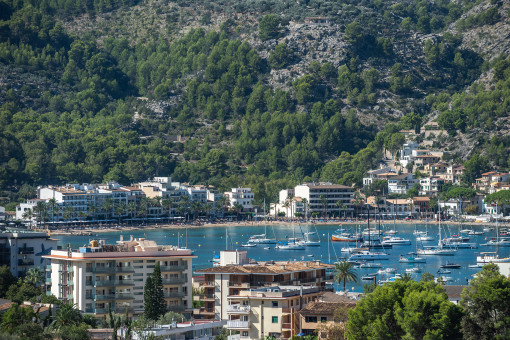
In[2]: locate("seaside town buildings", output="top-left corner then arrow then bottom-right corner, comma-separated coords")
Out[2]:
195,250 -> 334,339
272,182 -> 354,218
0,230 -> 58,277
43,236 -> 195,317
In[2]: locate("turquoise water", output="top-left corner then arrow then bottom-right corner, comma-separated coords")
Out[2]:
56,223 -> 509,292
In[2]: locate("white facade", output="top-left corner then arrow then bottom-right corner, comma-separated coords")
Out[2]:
399,142 -> 419,167
363,167 -> 395,187
0,206 -> 5,221
0,231 -> 58,277
225,188 -> 254,212
44,237 -> 195,316
387,174 -> 416,195
294,183 -> 353,216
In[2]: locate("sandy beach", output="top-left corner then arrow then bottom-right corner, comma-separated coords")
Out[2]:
49,218 -> 509,236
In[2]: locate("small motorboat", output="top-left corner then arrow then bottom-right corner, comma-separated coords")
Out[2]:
241,243 -> 257,247
360,262 -> 382,268
468,230 -> 484,235
440,262 -> 461,269
437,269 -> 451,275
362,274 -> 377,280
405,267 -> 422,273
468,264 -> 484,268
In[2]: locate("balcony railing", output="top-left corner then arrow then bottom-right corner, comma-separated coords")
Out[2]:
18,247 -> 34,255
227,305 -> 250,313
18,259 -> 34,266
195,307 -> 215,314
226,321 -> 250,329
198,281 -> 215,287
45,265 -> 51,271
282,323 -> 292,329
164,292 -> 184,298
94,279 -> 134,287
160,265 -> 187,272
228,282 -> 250,288
162,278 -> 186,285
95,293 -> 134,301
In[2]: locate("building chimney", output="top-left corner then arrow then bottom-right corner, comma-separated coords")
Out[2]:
281,265 -> 285,270
120,235 -> 124,242
130,235 -> 134,241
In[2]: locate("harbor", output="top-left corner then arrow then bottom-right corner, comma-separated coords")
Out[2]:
56,222 -> 510,292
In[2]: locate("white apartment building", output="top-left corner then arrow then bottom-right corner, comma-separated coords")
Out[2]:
196,251 -> 333,339
362,167 -> 396,187
0,230 -> 58,277
224,188 -> 254,212
399,142 -> 419,167
387,174 -> 416,194
294,183 -> 353,217
44,236 -> 195,316
419,177 -> 445,196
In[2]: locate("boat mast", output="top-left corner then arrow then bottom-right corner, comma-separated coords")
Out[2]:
367,203 -> 371,246
328,232 -> 331,264
438,199 -> 442,249
226,228 -> 228,250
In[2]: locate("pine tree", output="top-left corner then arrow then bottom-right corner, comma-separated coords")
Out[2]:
152,262 -> 166,317
144,276 -> 156,320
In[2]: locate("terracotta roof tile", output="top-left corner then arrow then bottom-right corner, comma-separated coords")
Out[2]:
197,261 -> 334,274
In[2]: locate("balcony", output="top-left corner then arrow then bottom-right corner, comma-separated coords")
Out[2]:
228,282 -> 250,288
93,266 -> 134,274
160,265 -> 187,272
227,305 -> 250,314
96,293 -> 134,301
194,307 -> 216,315
226,321 -> 250,329
162,278 -> 186,285
282,308 -> 293,314
18,259 -> 34,266
18,247 -> 34,255
164,292 -> 184,298
282,323 -> 292,329
94,279 -> 134,287
45,265 -> 52,271
198,281 -> 215,287
45,278 -> 52,284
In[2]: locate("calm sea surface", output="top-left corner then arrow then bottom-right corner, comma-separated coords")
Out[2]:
56,223 -> 510,292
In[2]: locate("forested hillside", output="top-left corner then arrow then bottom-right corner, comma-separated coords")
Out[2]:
0,0 -> 509,202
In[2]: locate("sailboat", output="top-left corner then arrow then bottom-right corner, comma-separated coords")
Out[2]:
417,200 -> 456,256
478,205 -> 510,262
247,199 -> 276,245
275,225 -> 306,250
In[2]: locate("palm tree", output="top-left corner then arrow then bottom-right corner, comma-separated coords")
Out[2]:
162,198 -> 175,222
301,198 -> 308,220
232,203 -> 244,221
334,261 -> 358,292
63,206 -> 74,228
399,273 -> 414,282
178,195 -> 190,221
49,302 -> 83,336
191,201 -> 203,221
127,201 -> 136,219
102,198 -> 114,223
22,208 -> 33,229
203,203 -> 213,220
34,201 -> 48,229
336,201 -> 347,219
283,199 -> 290,218
24,267 -> 45,287
320,194 -> 328,218
115,201 -> 127,225
138,197 -> 150,224
88,203 -> 97,221
48,198 -> 58,226
215,196 -> 229,218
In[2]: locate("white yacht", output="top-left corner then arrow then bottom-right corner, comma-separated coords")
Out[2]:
247,234 -> 277,244
399,255 -> 426,263
302,231 -> 321,247
476,252 -> 510,264
349,250 -> 389,261
381,236 -> 411,245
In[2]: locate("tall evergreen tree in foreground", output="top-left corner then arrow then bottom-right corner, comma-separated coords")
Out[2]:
144,262 -> 166,321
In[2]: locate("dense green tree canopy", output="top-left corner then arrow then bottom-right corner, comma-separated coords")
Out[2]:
346,279 -> 463,339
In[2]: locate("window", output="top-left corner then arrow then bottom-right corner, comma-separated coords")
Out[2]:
272,301 -> 278,307
242,332 -> 248,337
272,316 -> 278,323
305,316 -> 318,323
321,316 -> 328,322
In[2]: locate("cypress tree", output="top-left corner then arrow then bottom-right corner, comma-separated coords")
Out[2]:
152,262 -> 166,317
144,276 -> 156,320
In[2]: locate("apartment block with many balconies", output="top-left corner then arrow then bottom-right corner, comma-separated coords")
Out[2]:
195,250 -> 334,338
43,236 -> 195,317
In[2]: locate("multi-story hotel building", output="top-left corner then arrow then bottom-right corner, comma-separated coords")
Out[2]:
0,230 -> 58,277
196,251 -> 334,339
294,182 -> 354,217
44,236 -> 195,316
